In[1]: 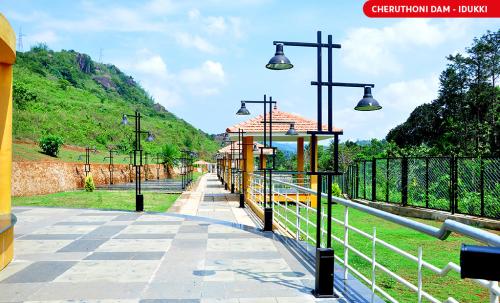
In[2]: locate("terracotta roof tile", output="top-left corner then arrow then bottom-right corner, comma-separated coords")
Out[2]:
226,108 -> 342,133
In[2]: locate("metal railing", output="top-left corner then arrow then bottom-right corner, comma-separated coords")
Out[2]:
248,172 -> 500,303
347,157 -> 500,219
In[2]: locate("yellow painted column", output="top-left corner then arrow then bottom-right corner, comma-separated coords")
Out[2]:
243,136 -> 254,203
260,154 -> 266,169
0,13 -> 16,271
227,154 -> 232,190
309,136 -> 318,208
297,137 -> 304,186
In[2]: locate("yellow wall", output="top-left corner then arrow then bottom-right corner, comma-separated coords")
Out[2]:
296,137 -> 304,186
243,136 -> 254,203
0,13 -> 16,271
309,136 -> 318,208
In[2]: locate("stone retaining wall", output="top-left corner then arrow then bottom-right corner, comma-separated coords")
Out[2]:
12,161 -> 174,197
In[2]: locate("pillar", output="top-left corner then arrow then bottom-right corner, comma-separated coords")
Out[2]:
0,13 -> 16,271
260,154 -> 266,169
297,137 -> 304,186
227,153 -> 232,190
309,136 -> 318,208
243,136 -> 254,203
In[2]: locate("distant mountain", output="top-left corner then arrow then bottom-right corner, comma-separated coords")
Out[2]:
12,45 -> 219,159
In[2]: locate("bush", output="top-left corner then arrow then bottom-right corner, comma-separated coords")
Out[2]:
84,174 -> 95,192
332,183 -> 342,197
39,134 -> 64,157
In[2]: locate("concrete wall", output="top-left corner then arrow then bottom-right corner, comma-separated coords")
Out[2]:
12,161 -> 174,197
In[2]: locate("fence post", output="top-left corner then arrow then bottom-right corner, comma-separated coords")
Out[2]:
450,156 -> 455,214
386,159 -> 389,202
372,158 -> 377,202
401,157 -> 408,206
425,158 -> 429,208
363,161 -> 367,199
355,163 -> 359,199
480,158 -> 485,217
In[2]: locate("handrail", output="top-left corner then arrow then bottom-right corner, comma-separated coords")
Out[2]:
248,172 -> 500,302
263,174 -> 500,247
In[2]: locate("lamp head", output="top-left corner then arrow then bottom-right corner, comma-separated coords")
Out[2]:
285,123 -> 298,136
266,43 -> 293,70
121,114 -> 129,125
236,102 -> 250,115
146,132 -> 155,142
354,86 -> 382,111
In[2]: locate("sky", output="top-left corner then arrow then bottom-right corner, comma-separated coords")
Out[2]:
2,0 -> 499,142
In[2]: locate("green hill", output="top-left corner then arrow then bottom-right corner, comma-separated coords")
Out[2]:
12,44 -> 219,160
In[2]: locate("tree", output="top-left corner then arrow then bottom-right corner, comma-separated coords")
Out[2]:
386,30 -> 500,157
160,144 -> 180,175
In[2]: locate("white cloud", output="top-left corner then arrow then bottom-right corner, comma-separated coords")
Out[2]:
341,19 -> 471,75
175,32 -> 219,54
134,55 -> 169,78
24,30 -> 59,46
205,16 -> 227,35
179,60 -> 226,95
378,75 -> 439,110
188,8 -> 201,20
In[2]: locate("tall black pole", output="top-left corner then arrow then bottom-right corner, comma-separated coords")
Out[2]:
135,111 -> 143,212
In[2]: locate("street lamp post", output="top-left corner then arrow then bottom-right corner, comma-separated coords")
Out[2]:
120,111 -> 155,212
103,149 -> 117,185
236,95 -> 277,232
226,129 -> 248,208
155,153 -> 161,180
78,146 -> 97,177
266,30 -> 382,298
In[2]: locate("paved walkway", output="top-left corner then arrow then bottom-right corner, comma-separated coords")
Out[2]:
0,174 -> 341,303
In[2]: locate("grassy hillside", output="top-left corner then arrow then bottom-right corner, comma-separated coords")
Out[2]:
12,44 -> 218,160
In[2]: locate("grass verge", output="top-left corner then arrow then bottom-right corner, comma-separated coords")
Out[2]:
12,190 -> 180,212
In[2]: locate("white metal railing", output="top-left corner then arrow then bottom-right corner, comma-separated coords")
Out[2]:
248,172 -> 500,303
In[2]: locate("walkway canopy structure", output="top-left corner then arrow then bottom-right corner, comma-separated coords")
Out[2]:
224,106 -> 342,207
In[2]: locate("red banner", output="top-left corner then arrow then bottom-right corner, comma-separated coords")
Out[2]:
364,0 -> 500,18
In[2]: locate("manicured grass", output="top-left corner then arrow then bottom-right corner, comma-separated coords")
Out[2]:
13,190 -> 180,212
274,201 -> 495,303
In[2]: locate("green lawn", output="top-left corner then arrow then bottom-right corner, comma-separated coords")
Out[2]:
13,190 -> 180,212
274,201 -> 494,303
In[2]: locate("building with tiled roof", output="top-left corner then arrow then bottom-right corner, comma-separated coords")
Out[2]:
226,107 -> 342,142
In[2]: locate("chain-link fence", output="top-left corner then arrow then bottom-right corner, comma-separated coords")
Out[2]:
346,156 -> 499,219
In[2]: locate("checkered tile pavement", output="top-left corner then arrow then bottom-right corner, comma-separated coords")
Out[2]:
1,174 -> 338,302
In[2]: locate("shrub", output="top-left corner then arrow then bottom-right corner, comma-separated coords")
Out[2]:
332,183 -> 342,198
84,174 -> 95,192
39,134 -> 64,157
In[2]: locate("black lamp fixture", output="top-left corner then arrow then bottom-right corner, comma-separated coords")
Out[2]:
354,86 -> 382,111
286,123 -> 298,136
266,43 -> 293,70
236,102 -> 250,115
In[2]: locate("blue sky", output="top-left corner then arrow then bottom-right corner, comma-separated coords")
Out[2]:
2,1 -> 499,142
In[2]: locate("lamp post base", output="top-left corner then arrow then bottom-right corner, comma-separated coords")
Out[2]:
263,207 -> 273,231
231,184 -> 235,193
313,248 -> 337,298
239,193 -> 245,208
136,194 -> 144,212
